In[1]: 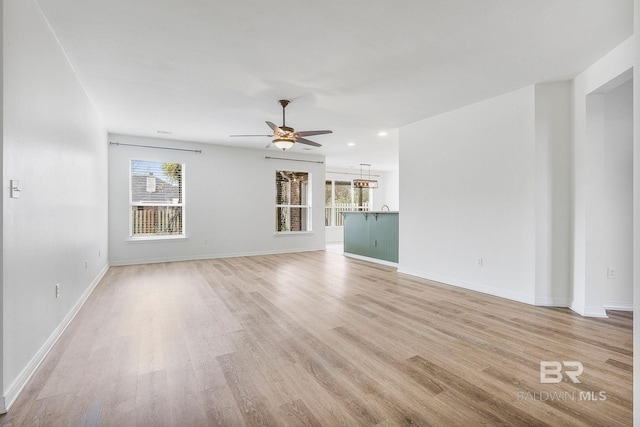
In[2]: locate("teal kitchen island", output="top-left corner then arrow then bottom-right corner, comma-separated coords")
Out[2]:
342,211 -> 399,263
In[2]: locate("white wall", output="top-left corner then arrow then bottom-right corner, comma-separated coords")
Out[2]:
109,135 -> 325,265
2,0 -> 109,410
534,82 -> 572,306
572,36 -> 635,317
400,38 -> 633,313
601,79 -> 633,309
381,169 -> 400,211
399,86 -> 539,304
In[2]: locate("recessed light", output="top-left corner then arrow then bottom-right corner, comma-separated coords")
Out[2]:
347,142 -> 356,147
378,131 -> 387,137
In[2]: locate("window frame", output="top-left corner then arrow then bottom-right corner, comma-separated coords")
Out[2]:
129,159 -> 186,240
275,170 -> 312,234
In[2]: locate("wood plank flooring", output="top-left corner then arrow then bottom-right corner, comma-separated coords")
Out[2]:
0,251 -> 632,426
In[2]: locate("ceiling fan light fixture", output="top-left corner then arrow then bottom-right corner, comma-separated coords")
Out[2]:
273,138 -> 295,151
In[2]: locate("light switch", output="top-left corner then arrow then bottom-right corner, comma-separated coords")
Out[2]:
10,180 -> 20,199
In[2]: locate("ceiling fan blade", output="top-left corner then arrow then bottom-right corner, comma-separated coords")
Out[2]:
295,137 -> 322,147
296,130 -> 333,137
230,134 -> 273,137
265,121 -> 281,132
265,142 -> 273,148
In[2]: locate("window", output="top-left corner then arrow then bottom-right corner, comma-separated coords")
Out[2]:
130,160 -> 184,238
276,171 -> 311,232
325,179 -> 371,226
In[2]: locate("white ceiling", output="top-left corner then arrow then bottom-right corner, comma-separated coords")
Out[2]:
35,0 -> 633,171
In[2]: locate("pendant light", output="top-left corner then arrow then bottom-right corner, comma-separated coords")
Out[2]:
353,163 -> 378,189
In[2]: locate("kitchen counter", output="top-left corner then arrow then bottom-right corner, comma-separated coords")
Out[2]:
342,211 -> 399,263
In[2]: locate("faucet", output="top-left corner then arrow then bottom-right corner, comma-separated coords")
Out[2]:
381,205 -> 390,212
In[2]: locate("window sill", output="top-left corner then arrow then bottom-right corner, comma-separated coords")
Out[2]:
127,235 -> 188,242
274,231 -> 314,236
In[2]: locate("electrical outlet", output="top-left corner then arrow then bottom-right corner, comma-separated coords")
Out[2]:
607,267 -> 616,279
477,258 -> 483,267
84,260 -> 88,270
55,283 -> 60,298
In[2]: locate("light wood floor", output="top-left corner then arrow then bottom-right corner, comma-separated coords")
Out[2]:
0,251 -> 632,426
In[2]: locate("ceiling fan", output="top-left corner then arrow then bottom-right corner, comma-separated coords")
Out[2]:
231,99 -> 332,151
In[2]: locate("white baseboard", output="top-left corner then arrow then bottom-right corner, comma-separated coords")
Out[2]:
397,266 -> 536,306
398,266 -> 616,318
2,263 -> 110,413
603,303 -> 633,311
343,252 -> 398,268
534,297 -> 572,307
109,247 -> 327,267
569,302 -> 609,318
